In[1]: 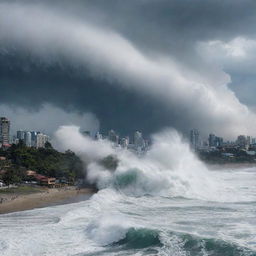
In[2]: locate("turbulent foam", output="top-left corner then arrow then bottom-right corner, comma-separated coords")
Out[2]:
56,126 -> 254,202
159,232 -> 256,256
1,168 -> 256,255
1,127 -> 256,256
75,128 -> 222,201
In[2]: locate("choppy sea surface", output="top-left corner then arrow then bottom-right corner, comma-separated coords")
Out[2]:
1,130 -> 256,256
0,166 -> 256,256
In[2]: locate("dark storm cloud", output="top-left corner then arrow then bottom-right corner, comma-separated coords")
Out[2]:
37,0 -> 256,57
0,52 -> 187,136
0,0 -> 256,138
84,0 -> 256,48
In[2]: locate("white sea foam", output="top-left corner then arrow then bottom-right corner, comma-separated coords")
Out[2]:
55,126 -> 227,201
1,126 -> 256,256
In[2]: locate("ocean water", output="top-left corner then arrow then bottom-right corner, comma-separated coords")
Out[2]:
1,129 -> 256,256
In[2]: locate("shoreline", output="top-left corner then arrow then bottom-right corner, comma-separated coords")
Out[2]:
207,162 -> 256,170
1,162 -> 255,214
0,186 -> 95,214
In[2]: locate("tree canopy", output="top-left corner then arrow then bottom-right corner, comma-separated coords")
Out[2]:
0,142 -> 84,183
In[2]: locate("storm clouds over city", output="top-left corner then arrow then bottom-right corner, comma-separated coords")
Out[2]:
1,0 -> 256,138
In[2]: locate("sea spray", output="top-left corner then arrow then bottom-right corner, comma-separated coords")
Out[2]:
53,126 -> 256,254
55,126 -> 222,200
0,127 -> 256,255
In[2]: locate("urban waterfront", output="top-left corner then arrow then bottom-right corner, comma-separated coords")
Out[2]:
1,0 -> 256,255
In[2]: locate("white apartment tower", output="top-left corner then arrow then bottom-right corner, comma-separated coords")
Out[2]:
24,131 -> 32,147
36,133 -> 49,148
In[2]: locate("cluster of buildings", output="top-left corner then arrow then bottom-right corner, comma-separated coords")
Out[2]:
0,117 -> 50,149
84,129 -> 149,153
15,130 -> 49,148
0,116 -> 148,153
190,128 -> 256,151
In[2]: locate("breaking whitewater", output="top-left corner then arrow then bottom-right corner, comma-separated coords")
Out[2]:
1,126 -> 256,256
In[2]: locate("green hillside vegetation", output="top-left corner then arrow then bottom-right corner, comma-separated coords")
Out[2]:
0,141 -> 84,185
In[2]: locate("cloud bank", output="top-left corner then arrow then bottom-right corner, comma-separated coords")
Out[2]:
1,1 -> 256,138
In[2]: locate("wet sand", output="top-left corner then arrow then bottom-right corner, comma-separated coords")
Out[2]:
0,187 -> 95,214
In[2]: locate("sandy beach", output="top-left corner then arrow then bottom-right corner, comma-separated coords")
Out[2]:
0,186 -> 95,214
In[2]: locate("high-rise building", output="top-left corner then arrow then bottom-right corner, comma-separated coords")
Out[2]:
208,133 -> 216,147
24,131 -> 32,147
237,135 -> 247,148
246,136 -> 251,146
215,136 -> 223,147
108,130 -> 119,144
208,134 -> 223,147
17,130 -> 26,142
36,133 -> 49,148
134,131 -> 145,150
0,117 -> 10,145
190,129 -> 200,150
30,131 -> 38,147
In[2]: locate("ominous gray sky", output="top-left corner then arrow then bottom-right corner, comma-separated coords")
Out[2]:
0,0 -> 256,139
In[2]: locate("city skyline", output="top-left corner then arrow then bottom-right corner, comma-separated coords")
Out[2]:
2,114 -> 256,153
189,128 -> 256,150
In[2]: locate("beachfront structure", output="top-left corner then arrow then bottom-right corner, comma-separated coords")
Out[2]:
26,170 -> 56,187
40,177 -> 56,187
0,117 -> 10,145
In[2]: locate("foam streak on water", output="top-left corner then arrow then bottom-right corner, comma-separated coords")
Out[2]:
1,127 -> 256,255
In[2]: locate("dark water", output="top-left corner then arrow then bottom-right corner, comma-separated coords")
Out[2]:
0,167 -> 256,256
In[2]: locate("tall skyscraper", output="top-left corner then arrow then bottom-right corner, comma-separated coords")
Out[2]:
215,136 -> 223,147
30,131 -> 38,147
209,133 -> 223,147
246,136 -> 251,146
108,130 -> 119,144
237,135 -> 247,148
24,131 -> 32,147
208,134 -> 216,147
134,131 -> 145,150
190,129 -> 200,150
0,117 -> 10,145
17,130 -> 26,142
36,133 -> 49,148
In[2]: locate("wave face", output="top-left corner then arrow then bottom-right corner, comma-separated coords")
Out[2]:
1,128 -> 256,255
